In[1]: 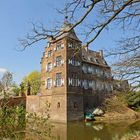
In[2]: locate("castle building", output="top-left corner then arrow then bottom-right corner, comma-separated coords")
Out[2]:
40,21 -> 113,122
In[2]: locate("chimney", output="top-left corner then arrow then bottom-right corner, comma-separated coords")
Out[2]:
99,50 -> 103,59
48,35 -> 54,43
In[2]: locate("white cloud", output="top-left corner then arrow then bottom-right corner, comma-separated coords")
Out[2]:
0,68 -> 7,73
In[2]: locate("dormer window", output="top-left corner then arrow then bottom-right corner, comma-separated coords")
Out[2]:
90,58 -> 94,62
95,58 -> 100,64
88,57 -> 91,61
68,42 -> 73,48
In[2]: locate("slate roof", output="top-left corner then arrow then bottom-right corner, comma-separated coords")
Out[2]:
82,47 -> 109,68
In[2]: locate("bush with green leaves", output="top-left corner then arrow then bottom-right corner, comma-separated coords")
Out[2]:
126,91 -> 140,108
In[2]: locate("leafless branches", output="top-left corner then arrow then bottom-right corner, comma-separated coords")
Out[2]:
19,0 -> 140,87
109,35 -> 140,87
20,0 -> 140,48
18,22 -> 60,51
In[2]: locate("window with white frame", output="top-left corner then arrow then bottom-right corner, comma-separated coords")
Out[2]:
56,56 -> 62,66
48,50 -> 52,57
104,71 -> 111,78
92,80 -> 96,89
72,73 -> 78,86
82,64 -> 88,73
88,80 -> 93,89
96,68 -> 103,76
68,58 -> 80,66
91,66 -> 96,74
83,80 -> 88,89
47,62 -> 52,72
68,42 -> 73,48
96,81 -> 100,90
87,66 -> 92,74
56,73 -> 62,86
56,43 -> 61,51
46,78 -> 52,89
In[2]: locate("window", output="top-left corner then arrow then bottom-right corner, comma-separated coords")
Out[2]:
68,42 -> 73,48
95,59 -> 100,64
48,50 -> 52,57
88,66 -> 92,74
71,59 -> 75,66
57,102 -> 60,108
56,43 -> 61,51
73,102 -> 77,109
83,80 -> 88,89
47,63 -> 52,72
56,56 -> 62,66
56,73 -> 62,86
68,58 -> 80,66
82,64 -> 88,73
90,58 -> 94,62
72,73 -> 78,79
96,68 -> 102,76
92,80 -> 96,89
104,71 -> 111,78
71,73 -> 78,86
96,81 -> 100,90
46,78 -> 52,89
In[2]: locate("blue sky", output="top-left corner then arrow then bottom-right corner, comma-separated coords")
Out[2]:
0,0 -> 122,84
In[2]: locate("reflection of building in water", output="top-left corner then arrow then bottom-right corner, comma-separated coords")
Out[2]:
24,120 -> 140,140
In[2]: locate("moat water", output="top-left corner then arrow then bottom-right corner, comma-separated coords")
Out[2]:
1,120 -> 140,140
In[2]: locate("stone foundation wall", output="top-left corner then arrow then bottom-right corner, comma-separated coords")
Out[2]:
0,97 -> 26,107
83,93 -> 106,110
67,94 -> 84,121
26,95 -> 49,118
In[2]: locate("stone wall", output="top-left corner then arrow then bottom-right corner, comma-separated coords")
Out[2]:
0,96 -> 26,107
83,93 -> 106,110
26,95 -> 50,118
67,94 -> 84,121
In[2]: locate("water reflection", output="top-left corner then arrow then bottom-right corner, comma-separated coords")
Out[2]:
49,120 -> 140,140
0,120 -> 140,140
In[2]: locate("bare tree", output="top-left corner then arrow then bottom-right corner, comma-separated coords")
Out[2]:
19,0 -> 140,87
108,35 -> 140,89
0,72 -> 14,97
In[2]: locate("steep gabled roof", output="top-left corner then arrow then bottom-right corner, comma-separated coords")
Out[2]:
55,20 -> 81,42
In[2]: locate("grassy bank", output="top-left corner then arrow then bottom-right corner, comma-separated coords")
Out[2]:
95,93 -> 140,122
